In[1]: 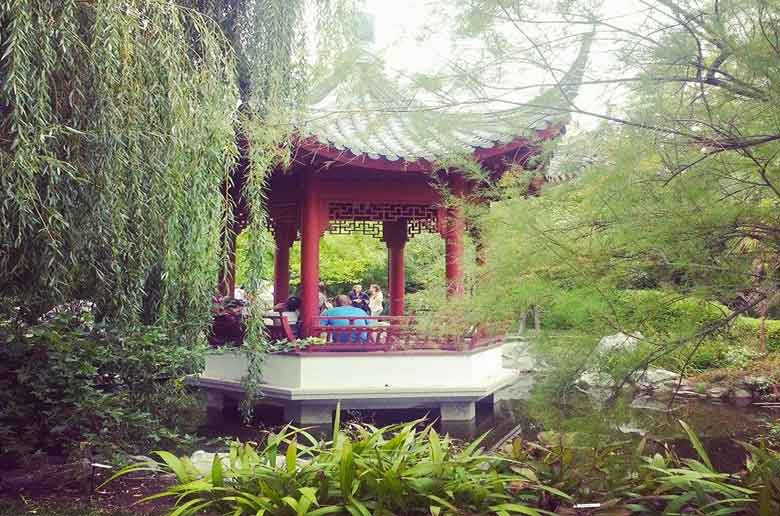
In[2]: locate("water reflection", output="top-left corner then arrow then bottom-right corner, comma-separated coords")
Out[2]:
199,360 -> 776,474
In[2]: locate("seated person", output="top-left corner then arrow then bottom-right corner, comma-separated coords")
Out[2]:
209,296 -> 246,347
320,294 -> 369,343
348,284 -> 370,314
264,296 -> 300,338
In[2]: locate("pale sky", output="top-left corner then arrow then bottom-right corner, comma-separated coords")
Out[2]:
363,0 -> 649,132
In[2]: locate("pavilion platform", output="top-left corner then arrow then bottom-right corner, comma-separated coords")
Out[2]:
192,339 -> 517,428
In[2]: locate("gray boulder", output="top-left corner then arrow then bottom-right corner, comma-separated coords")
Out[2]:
706,386 -> 729,399
577,371 -> 615,389
596,332 -> 641,354
635,368 -> 680,389
742,376 -> 769,388
732,388 -> 753,403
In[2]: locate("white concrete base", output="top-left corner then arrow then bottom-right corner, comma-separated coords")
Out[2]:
193,344 -> 518,424
440,401 -> 476,421
284,404 -> 333,425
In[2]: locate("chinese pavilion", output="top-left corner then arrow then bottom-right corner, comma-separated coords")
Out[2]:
201,34 -> 591,428
221,36 -> 591,340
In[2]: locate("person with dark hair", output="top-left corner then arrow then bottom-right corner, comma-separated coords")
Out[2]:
320,294 -> 368,343
269,295 -> 301,336
273,295 -> 300,315
208,296 -> 247,347
349,284 -> 370,314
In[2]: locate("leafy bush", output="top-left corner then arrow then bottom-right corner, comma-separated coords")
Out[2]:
613,290 -> 728,338
653,337 -> 732,372
112,417 -> 568,516
732,317 -> 780,352
113,418 -> 780,515
0,307 -> 206,462
502,421 -> 778,515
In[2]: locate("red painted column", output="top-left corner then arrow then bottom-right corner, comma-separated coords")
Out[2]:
445,175 -> 465,296
299,171 -> 320,337
384,221 -> 407,316
273,225 -> 295,304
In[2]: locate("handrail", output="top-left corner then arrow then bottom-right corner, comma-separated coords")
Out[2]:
309,315 -> 508,352
203,311 -> 510,352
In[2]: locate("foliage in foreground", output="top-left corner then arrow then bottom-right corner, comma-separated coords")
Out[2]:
113,418 -> 565,516
0,308 -> 206,462
111,417 -> 780,516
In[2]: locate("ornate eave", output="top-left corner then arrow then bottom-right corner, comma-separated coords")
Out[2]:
294,32 -> 592,171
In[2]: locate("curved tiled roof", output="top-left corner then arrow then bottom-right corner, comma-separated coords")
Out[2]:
299,34 -> 592,163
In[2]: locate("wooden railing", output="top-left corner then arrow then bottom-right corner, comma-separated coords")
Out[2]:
307,315 -> 507,352
245,313 -> 509,352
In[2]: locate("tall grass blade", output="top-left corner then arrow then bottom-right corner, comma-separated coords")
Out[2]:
679,420 -> 714,471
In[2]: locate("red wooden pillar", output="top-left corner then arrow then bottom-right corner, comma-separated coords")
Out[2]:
445,175 -> 465,296
273,224 -> 295,304
383,220 -> 407,316
299,171 -> 321,337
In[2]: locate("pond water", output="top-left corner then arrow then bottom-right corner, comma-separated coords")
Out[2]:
198,348 -> 778,473
488,376 -> 777,472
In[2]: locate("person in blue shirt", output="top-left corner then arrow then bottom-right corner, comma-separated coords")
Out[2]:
321,294 -> 369,343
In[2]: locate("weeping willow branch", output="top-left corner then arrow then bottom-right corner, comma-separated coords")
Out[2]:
0,0 -> 238,332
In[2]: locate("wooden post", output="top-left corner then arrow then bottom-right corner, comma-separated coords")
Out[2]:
273,224 -> 295,304
384,220 -> 407,316
445,175 -> 465,296
299,171 -> 321,337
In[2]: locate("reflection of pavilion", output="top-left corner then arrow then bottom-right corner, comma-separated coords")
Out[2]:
201,35 -> 591,427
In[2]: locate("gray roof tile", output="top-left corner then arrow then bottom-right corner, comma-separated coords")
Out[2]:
301,34 -> 592,162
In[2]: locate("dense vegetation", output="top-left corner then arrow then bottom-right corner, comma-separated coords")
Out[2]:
0,0 -> 238,328
3,0 -> 780,514
0,0 -> 353,464
0,308 -> 205,463
411,0 -> 780,392
112,418 -> 780,515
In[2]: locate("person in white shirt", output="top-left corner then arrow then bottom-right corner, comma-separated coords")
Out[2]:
368,284 -> 384,316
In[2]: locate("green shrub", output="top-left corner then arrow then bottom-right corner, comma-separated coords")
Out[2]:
654,337 -> 732,372
613,290 -> 728,337
732,317 -> 780,352
111,419 -> 569,516
0,308 -> 206,462
112,419 -> 780,516
539,289 -> 729,337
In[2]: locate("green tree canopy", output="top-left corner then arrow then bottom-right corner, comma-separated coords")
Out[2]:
427,0 -> 780,387
1,0 -> 356,332
1,0 -> 238,328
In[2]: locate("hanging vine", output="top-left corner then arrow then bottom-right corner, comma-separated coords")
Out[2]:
178,0 -> 357,415
0,0 -> 238,335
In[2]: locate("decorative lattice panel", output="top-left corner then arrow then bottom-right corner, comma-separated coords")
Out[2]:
407,217 -> 438,237
267,202 -> 299,235
327,202 -> 439,239
328,219 -> 383,238
328,202 -> 437,223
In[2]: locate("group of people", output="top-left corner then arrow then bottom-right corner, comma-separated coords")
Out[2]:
271,283 -> 385,342
344,283 -> 385,317
273,283 -> 385,320
210,282 -> 387,346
